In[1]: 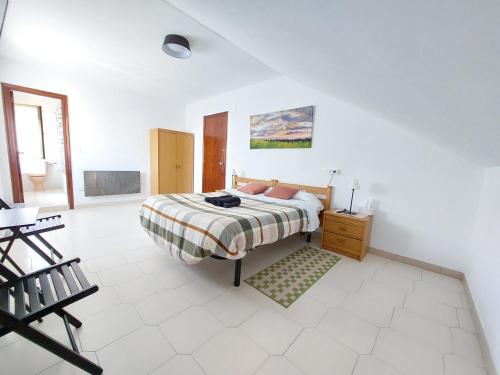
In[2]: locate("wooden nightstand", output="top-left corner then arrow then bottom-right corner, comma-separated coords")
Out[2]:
321,209 -> 373,261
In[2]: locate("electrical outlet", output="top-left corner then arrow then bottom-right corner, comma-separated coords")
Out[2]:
328,169 -> 340,175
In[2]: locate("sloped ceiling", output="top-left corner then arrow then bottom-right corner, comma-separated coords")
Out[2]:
2,0 -> 499,166
168,0 -> 500,166
0,0 -> 276,101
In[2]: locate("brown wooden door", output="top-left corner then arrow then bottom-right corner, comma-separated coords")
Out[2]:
202,112 -> 227,192
1,87 -> 24,202
176,133 -> 194,193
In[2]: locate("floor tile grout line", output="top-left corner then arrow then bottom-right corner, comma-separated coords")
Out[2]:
299,327 -> 360,362
306,289 -> 348,309
35,359 -> 65,375
337,303 -> 392,329
235,308 -> 304,357
141,344 -> 176,375
370,351 -> 409,375
90,322 -> 145,355
446,352 -> 489,371
140,300 -> 193,327
205,297 -> 263,329
312,303 -> 330,329
277,324 -> 305,357
411,288 -> 468,310
370,327 -> 382,355
36,350 -> 101,375
250,355 -> 271,375
190,352 -> 209,375
158,313 -> 225,357
349,354 -> 361,375
401,304 -> 460,329
156,318 -> 182,355
68,294 -> 122,321
145,353 -> 208,375
384,323 -> 452,356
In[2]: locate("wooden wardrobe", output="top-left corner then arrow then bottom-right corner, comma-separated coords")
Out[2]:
150,128 -> 194,194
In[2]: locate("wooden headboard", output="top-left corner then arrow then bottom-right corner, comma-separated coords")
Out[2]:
275,181 -> 333,211
231,175 -> 276,189
231,175 -> 333,211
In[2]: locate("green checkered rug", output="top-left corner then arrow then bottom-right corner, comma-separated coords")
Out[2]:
245,246 -> 341,308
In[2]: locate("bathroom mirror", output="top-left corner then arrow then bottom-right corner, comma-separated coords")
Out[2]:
14,104 -> 45,159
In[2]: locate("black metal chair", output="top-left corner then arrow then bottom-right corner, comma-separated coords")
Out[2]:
0,198 -> 65,269
0,258 -> 103,374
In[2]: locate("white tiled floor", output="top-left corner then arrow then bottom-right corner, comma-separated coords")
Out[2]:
23,189 -> 68,209
0,202 -> 489,374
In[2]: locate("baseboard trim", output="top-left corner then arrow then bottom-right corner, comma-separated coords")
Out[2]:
463,275 -> 498,375
39,205 -> 70,213
368,246 -> 464,279
74,198 -> 144,209
369,246 -> 497,375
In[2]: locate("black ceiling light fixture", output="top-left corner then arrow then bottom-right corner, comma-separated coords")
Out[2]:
162,34 -> 191,59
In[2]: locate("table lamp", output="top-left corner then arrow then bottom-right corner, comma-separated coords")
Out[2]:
337,178 -> 360,215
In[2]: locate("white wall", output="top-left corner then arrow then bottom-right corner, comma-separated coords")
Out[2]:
185,76 -> 482,271
0,58 -> 185,206
466,166 -> 500,373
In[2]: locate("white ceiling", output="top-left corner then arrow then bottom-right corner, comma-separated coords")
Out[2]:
168,0 -> 500,166
0,0 -> 276,101
2,0 -> 499,166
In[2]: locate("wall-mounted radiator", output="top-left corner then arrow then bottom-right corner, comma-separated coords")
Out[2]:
84,171 -> 140,197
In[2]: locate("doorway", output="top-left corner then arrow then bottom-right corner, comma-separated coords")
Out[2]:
1,83 -> 74,209
202,112 -> 228,192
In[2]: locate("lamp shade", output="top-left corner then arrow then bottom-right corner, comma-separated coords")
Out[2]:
348,178 -> 360,190
162,34 -> 191,59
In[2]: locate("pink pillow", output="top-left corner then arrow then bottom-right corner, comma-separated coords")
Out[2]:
237,183 -> 269,195
264,185 -> 299,200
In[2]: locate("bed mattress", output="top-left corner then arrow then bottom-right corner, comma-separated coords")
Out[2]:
139,191 -> 312,264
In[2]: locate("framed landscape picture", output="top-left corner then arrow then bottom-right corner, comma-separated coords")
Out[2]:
250,106 -> 314,149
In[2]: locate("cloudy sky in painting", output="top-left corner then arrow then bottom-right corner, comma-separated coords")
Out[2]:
250,106 -> 313,140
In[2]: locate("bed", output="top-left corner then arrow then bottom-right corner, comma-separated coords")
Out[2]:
139,176 -> 333,286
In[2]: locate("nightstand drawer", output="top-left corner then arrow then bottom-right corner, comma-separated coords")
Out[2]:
322,232 -> 362,254
329,215 -> 365,228
325,220 -> 363,239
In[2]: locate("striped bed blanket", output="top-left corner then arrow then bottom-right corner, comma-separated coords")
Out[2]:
139,192 -> 309,264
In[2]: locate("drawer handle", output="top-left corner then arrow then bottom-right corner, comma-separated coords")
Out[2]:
337,238 -> 345,243
338,226 -> 347,231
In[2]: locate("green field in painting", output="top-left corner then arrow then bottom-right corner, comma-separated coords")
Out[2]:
250,139 -> 312,149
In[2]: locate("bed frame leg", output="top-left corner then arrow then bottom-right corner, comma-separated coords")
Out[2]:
306,233 -> 312,243
234,259 -> 242,287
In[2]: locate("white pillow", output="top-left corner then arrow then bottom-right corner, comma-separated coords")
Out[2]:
293,190 -> 324,213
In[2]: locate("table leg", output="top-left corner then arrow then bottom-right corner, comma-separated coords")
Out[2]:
19,235 -> 56,265
0,228 -> 20,263
0,245 -> 26,275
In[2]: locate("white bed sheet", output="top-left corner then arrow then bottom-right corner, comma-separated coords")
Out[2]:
227,189 -> 321,232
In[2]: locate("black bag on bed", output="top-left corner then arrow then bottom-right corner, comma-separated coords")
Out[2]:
204,195 -> 241,208
204,195 -> 232,204
222,198 -> 241,208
